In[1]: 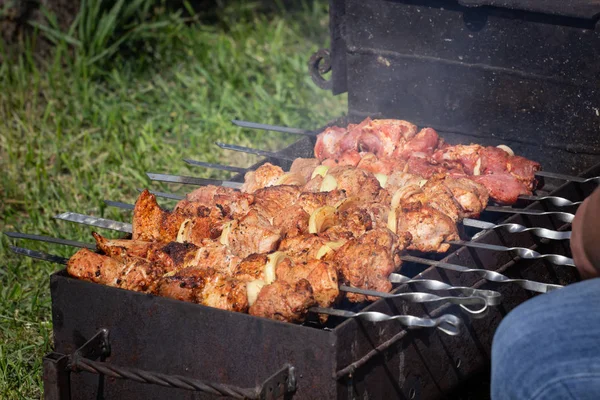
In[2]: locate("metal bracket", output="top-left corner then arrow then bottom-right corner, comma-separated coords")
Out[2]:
72,328 -> 111,365
309,48 -> 333,90
258,365 -> 296,400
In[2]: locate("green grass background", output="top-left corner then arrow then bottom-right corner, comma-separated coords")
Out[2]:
0,1 -> 346,397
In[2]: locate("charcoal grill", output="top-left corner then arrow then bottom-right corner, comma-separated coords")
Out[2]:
8,1 -> 600,399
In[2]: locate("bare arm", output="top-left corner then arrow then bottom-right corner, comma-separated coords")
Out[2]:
571,187 -> 600,279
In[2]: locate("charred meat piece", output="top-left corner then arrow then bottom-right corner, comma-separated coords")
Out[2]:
252,185 -> 301,216
419,176 -> 465,222
157,267 -> 248,313
67,248 -> 123,287
93,232 -> 196,272
296,190 -> 347,215
249,279 -> 315,323
271,204 -> 310,239
191,239 -> 242,275
197,271 -> 249,313
442,176 -> 489,217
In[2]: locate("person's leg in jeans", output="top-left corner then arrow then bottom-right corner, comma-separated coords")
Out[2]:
492,278 -> 600,400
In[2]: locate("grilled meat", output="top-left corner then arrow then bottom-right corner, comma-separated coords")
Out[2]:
226,209 -> 281,258
276,258 -> 340,308
242,163 -> 285,193
133,190 -> 187,242
67,248 -> 167,293
333,237 -> 396,302
249,279 -> 315,322
394,202 -> 459,253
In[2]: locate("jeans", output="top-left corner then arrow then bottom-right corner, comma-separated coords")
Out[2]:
491,278 -> 600,400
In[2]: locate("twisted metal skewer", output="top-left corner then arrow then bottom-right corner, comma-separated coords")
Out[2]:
388,274 -> 502,306
401,255 -> 563,293
340,285 -> 489,316
517,195 -> 582,207
462,218 -> 571,240
311,308 -> 462,336
448,240 -> 575,267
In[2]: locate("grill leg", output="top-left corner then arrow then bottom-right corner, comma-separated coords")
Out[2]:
43,352 -> 71,400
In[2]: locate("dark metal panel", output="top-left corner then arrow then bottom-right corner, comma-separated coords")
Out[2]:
329,0 -> 349,94
50,273 -> 337,399
346,0 -> 600,80
457,0 -> 600,19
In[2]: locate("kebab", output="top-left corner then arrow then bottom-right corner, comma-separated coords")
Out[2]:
222,117 -> 544,205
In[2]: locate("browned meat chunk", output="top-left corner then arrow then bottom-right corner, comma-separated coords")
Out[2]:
226,209 -> 281,258
232,254 -> 268,282
272,204 -> 310,238
333,239 -> 395,302
67,248 -> 123,286
133,190 -> 186,242
249,279 -> 315,322
394,203 -> 459,253
278,234 -> 329,263
276,258 -> 340,308
241,163 -> 285,193
327,166 -> 382,201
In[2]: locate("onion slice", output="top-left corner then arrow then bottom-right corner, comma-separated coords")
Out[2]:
308,206 -> 337,234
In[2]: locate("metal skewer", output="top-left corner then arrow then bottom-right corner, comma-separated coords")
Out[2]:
231,119 -> 598,185
448,240 -> 574,266
340,285 -> 488,316
485,207 -> 574,222
462,218 -> 571,240
4,232 -> 96,249
232,119 -> 318,137
146,173 -> 243,189
137,188 -> 185,200
9,244 -> 464,335
400,255 -> 563,293
387,274 -> 501,305
215,142 -> 296,161
309,307 -> 461,336
183,159 -> 250,174
54,212 -> 133,233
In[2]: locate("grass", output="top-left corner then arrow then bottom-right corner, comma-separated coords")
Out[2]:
0,1 -> 346,398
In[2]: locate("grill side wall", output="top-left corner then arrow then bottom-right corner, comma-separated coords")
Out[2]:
50,272 -> 338,399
